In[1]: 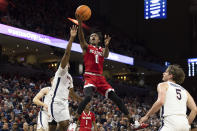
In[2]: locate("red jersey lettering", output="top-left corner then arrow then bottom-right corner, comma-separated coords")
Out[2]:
78,111 -> 95,128
84,45 -> 104,74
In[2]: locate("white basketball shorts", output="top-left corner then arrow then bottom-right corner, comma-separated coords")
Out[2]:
37,110 -> 49,130
48,100 -> 70,123
159,115 -> 190,131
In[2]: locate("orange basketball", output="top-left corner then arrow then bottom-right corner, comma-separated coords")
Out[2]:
75,5 -> 91,21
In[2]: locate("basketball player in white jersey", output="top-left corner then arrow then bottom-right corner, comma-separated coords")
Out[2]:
48,25 -> 82,131
140,65 -> 197,131
33,84 -> 53,131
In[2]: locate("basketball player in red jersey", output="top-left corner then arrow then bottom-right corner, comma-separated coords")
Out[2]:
75,15 -> 148,129
76,104 -> 97,131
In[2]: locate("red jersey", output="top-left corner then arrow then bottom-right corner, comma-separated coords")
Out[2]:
84,45 -> 104,74
79,111 -> 95,129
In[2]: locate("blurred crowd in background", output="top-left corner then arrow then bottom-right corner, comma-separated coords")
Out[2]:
0,74 -> 162,131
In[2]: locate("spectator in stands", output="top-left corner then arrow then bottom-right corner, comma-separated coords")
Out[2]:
0,73 -> 196,130
11,122 -> 19,131
23,122 -> 28,131
1,122 -> 9,131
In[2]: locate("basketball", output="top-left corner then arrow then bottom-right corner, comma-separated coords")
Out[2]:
75,5 -> 91,21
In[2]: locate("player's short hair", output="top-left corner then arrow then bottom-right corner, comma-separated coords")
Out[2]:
87,32 -> 103,45
167,64 -> 185,84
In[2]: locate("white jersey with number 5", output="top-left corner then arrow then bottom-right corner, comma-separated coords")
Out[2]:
161,81 -> 188,117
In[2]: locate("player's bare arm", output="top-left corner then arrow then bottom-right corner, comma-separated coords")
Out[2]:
75,15 -> 88,54
93,121 -> 98,131
140,82 -> 167,124
75,120 -> 80,131
33,88 -> 49,111
186,91 -> 197,125
69,88 -> 82,102
103,34 -> 111,58
60,25 -> 77,69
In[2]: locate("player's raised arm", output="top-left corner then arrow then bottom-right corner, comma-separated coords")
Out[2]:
140,83 -> 167,123
60,25 -> 77,69
75,15 -> 88,53
33,88 -> 49,110
103,34 -> 111,58
186,91 -> 197,125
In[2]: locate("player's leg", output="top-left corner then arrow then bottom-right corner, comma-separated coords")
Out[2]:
96,76 -> 132,121
76,74 -> 96,118
58,120 -> 70,131
41,111 -> 49,131
48,101 -> 57,131
36,111 -> 45,131
48,125 -> 57,131
107,91 -> 140,129
77,86 -> 94,115
51,101 -> 71,131
97,76 -> 148,129
107,91 -> 131,120
48,120 -> 57,131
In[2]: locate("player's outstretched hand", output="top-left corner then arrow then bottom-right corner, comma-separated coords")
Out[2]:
132,120 -> 149,130
104,34 -> 111,47
139,115 -> 148,124
70,25 -> 78,38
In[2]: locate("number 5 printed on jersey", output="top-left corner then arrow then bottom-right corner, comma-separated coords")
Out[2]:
176,89 -> 182,100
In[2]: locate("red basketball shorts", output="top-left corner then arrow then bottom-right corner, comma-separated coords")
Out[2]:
79,127 -> 91,131
83,73 -> 114,98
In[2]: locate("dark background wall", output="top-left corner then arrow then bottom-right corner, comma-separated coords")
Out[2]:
98,0 -> 193,62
